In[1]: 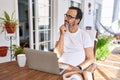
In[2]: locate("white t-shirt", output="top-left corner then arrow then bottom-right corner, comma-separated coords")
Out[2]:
58,28 -> 92,66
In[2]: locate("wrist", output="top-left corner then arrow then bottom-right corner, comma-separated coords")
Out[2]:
60,33 -> 65,36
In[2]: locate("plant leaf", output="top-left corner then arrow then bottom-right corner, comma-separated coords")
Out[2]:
0,17 -> 6,21
4,11 -> 10,21
11,11 -> 15,20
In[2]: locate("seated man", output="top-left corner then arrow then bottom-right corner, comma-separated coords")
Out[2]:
54,6 -> 94,80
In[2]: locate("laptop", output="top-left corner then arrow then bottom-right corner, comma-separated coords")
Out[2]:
24,48 -> 68,75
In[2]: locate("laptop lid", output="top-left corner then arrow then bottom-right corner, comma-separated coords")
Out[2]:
24,48 -> 67,75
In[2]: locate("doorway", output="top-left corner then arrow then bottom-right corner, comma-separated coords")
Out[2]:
18,0 -> 52,51
18,0 -> 29,47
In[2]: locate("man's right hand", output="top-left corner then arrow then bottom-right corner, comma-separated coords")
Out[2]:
60,24 -> 67,35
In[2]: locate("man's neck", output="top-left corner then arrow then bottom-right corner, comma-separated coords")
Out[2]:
69,25 -> 78,33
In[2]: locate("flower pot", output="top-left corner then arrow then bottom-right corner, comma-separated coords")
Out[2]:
0,46 -> 8,57
17,54 -> 26,67
5,22 -> 17,34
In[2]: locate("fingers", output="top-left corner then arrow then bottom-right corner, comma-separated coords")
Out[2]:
59,24 -> 67,34
64,22 -> 68,27
64,20 -> 69,27
63,71 -> 81,78
65,65 -> 79,72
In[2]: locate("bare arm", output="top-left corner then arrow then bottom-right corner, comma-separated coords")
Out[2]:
78,47 -> 94,70
54,25 -> 67,58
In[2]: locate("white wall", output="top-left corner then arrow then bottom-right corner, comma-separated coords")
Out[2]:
53,0 -> 69,47
0,0 -> 19,63
82,0 -> 95,30
101,0 -> 114,26
57,0 -> 69,29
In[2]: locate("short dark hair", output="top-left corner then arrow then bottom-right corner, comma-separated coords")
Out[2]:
69,6 -> 83,21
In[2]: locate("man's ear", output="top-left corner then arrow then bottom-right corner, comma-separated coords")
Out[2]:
75,19 -> 80,25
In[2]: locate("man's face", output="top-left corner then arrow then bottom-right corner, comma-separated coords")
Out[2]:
64,9 -> 78,28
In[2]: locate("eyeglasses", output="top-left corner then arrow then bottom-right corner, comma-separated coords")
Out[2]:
64,14 -> 76,19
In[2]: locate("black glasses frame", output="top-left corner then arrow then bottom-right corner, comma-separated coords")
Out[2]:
64,14 -> 76,19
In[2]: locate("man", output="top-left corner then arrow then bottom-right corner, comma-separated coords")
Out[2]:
54,6 -> 94,80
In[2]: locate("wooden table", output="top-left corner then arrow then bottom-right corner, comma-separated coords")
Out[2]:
0,61 -> 63,80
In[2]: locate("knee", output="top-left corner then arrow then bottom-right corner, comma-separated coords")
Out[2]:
63,74 -> 83,80
71,74 -> 83,80
82,71 -> 93,80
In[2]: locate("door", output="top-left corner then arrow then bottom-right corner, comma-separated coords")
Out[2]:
28,0 -> 52,50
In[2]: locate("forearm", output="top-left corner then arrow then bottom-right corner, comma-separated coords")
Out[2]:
54,34 -> 64,58
79,58 -> 94,70
78,47 -> 94,70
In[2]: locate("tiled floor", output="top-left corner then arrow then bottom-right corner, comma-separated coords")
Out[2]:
94,53 -> 120,80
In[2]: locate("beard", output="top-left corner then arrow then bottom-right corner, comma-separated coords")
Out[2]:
68,21 -> 75,28
64,20 -> 76,28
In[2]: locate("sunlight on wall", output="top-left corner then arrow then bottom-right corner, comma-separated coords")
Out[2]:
101,0 -> 114,26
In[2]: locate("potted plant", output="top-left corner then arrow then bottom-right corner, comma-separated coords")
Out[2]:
12,45 -> 25,60
0,11 -> 18,34
0,46 -> 8,57
12,45 -> 26,67
96,34 -> 113,60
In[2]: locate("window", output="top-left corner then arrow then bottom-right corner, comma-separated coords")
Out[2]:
70,0 -> 81,8
28,0 -> 52,50
37,0 -> 52,51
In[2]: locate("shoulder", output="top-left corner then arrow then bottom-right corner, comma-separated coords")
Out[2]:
78,29 -> 89,36
78,29 -> 92,42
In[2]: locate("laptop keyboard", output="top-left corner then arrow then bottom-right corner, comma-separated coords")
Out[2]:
59,64 -> 68,69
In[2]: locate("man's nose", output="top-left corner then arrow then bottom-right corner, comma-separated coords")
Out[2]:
65,16 -> 68,20
64,15 -> 69,23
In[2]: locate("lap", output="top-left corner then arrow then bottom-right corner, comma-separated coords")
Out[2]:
63,73 -> 83,80
63,71 -> 83,80
63,71 -> 93,80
